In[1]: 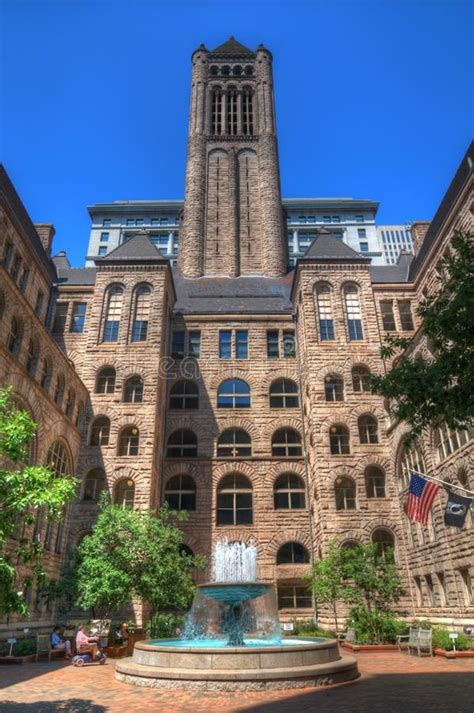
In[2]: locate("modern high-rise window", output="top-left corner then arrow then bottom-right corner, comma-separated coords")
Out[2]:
98,246 -> 107,256
100,232 -> 109,242
357,228 -> 366,239
359,242 -> 369,252
102,219 -> 111,227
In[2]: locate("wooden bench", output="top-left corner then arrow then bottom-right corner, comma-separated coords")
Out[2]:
397,628 -> 433,656
36,634 -> 66,662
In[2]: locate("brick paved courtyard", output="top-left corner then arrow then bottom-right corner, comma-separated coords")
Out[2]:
0,651 -> 473,713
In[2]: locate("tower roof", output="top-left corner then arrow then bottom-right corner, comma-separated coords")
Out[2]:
302,229 -> 370,262
94,231 -> 167,264
210,36 -> 255,56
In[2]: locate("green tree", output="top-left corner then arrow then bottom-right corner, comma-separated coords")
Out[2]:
71,497 -> 203,620
306,540 -> 348,632
371,230 -> 474,440
0,387 -> 77,617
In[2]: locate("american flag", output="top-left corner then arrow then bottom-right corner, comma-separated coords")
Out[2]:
405,473 -> 440,525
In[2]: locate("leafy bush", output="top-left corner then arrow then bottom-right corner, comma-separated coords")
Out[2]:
146,613 -> 184,639
13,639 -> 36,656
350,606 -> 407,644
432,627 -> 471,651
282,619 -> 335,638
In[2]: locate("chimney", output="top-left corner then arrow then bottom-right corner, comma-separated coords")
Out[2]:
34,223 -> 55,256
411,221 -> 430,255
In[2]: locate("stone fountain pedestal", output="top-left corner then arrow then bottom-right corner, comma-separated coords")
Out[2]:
115,637 -> 358,691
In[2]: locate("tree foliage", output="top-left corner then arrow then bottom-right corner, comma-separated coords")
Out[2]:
305,540 -> 349,632
62,496 -> 204,619
371,231 -> 474,440
0,387 -> 77,617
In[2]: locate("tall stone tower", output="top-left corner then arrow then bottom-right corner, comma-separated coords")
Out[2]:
179,37 -> 287,278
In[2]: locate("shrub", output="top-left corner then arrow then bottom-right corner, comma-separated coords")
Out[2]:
432,627 -> 471,651
350,606 -> 407,644
146,613 -> 184,639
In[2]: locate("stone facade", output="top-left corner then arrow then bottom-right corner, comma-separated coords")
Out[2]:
0,39 -> 472,633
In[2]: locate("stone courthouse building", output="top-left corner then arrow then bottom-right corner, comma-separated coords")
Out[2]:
1,38 -> 473,630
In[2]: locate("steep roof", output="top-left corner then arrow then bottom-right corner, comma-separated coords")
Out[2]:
302,230 -> 370,262
370,253 -> 414,283
55,267 -> 97,286
95,231 -> 167,264
210,37 -> 254,56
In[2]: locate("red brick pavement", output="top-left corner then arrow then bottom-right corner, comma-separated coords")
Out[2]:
0,652 -> 473,713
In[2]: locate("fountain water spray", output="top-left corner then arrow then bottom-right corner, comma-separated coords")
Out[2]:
212,538 -> 257,583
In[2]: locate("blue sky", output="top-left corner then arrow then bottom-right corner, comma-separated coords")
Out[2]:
2,0 -> 473,266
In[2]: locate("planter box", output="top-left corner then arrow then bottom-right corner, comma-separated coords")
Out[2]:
340,642 -> 398,652
434,647 -> 474,659
0,654 -> 36,665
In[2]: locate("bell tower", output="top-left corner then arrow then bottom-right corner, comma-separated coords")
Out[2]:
179,37 -> 287,278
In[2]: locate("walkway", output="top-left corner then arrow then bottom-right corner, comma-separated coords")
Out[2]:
0,651 -> 473,712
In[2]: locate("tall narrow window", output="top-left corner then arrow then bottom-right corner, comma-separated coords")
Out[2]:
324,374 -> 344,401
380,301 -> 396,331
26,338 -> 39,376
243,87 -> 253,136
114,479 -> 135,509
372,529 -> 395,561
52,303 -> 68,334
7,317 -> 23,355
316,284 -> 335,340
40,358 -> 52,391
335,477 -> 356,510
118,426 -> 140,456
70,303 -> 87,333
65,390 -> 75,419
19,267 -> 30,292
2,241 -> 13,269
131,284 -> 152,342
171,330 -> 185,359
46,440 -> 71,477
358,415 -> 379,444
267,331 -> 279,358
189,331 -> 201,357
365,466 -> 386,498
329,424 -> 350,455
35,291 -> 45,317
352,365 -> 371,392
54,374 -> 65,406
217,474 -> 253,525
83,468 -> 106,501
96,367 -> 116,394
219,330 -> 232,359
235,330 -> 248,359
90,417 -> 110,446
227,87 -> 238,135
211,87 -> 222,135
102,285 -> 124,342
124,376 -> 144,403
274,474 -> 305,509
398,300 -> 414,331
344,285 -> 363,340
165,475 -> 196,511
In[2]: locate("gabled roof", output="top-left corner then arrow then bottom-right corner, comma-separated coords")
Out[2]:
210,37 -> 254,56
95,231 -> 167,264
301,229 -> 370,262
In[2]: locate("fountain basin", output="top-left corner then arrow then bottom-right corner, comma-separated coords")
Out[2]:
115,637 -> 359,691
199,582 -> 271,603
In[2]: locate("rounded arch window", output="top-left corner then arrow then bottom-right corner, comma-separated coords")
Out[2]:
46,440 -> 72,477
221,65 -> 230,75
359,415 -> 379,444
270,379 -> 299,408
102,284 -> 124,342
83,468 -> 106,501
340,539 -> 360,551
324,374 -> 344,401
181,544 -> 194,557
272,428 -> 302,457
274,473 -> 305,509
7,316 -> 23,355
131,283 -> 152,342
217,379 -> 250,408
352,365 -> 371,392
210,65 -> 219,75
217,428 -> 251,457
329,424 -> 350,455
166,430 -> 198,458
90,416 -> 110,446
75,401 -> 85,428
335,476 -> 356,510
40,357 -> 52,392
118,426 -> 140,456
232,65 -> 242,75
276,542 -> 310,565
343,284 -> 364,341
399,441 -> 425,488
169,380 -> 199,410
114,478 -> 135,509
244,65 -> 253,75
26,338 -> 40,376
217,474 -> 253,526
372,528 -> 395,560
54,373 -> 65,407
164,475 -> 196,511
65,389 -> 76,419
124,375 -> 144,403
365,466 -> 386,498
96,366 -> 116,394
315,283 -> 335,341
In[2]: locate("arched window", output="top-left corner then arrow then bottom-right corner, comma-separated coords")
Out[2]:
114,478 -> 135,508
344,284 -> 363,340
217,379 -> 251,408
227,86 -> 238,135
210,65 -> 219,76
164,475 -> 196,511
65,389 -> 75,419
83,468 -> 106,501
7,316 -> 23,355
276,542 -> 310,565
274,473 -> 305,509
46,441 -> 71,477
217,428 -> 251,457
123,375 -> 143,403
166,430 -> 198,458
372,529 -> 395,560
335,476 -> 356,510
242,86 -> 253,136
340,539 -> 360,550
316,283 -> 335,340
89,416 -> 110,446
217,474 -> 253,526
352,365 -> 371,392
102,285 -> 124,342
169,381 -> 199,410
54,374 -> 65,407
244,65 -> 253,76
118,426 -> 140,456
269,379 -> 299,408
272,428 -> 302,457
324,374 -> 344,401
433,424 -> 470,462
359,415 -> 379,444
40,358 -> 52,392
131,284 -> 152,342
400,441 -> 426,489
329,424 -> 350,455
75,401 -> 84,428
26,338 -> 40,376
365,466 -> 386,498
211,86 -> 222,135
96,367 -> 116,394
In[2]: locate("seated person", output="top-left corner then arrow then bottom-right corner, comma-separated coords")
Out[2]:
51,626 -> 72,658
75,624 -> 100,659
114,622 -> 129,645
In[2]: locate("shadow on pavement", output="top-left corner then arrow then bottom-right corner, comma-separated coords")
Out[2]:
1,701 -> 106,712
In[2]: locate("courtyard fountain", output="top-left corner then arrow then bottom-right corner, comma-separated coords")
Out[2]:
115,539 -> 358,690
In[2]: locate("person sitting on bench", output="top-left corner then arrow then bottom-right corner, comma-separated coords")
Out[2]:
75,625 -> 100,659
51,626 -> 72,659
